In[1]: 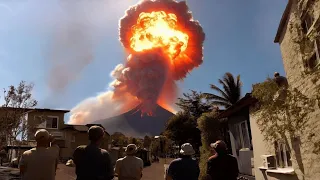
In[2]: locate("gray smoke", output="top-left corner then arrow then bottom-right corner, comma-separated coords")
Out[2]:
46,2 -> 94,92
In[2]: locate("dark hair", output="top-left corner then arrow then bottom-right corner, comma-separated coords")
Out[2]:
88,126 -> 105,142
212,140 -> 227,155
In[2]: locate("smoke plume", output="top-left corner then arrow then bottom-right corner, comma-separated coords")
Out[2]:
46,2 -> 95,92
69,0 -> 205,124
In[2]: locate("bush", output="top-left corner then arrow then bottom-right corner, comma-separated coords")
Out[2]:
197,112 -> 221,180
198,146 -> 211,179
197,112 -> 221,149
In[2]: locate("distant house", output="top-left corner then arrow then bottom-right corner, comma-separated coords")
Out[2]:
217,93 -> 256,179
3,107 -> 110,161
59,124 -> 110,160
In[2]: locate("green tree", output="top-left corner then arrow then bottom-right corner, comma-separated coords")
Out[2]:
197,111 -> 222,179
202,72 -> 242,108
143,136 -> 152,149
111,132 -> 128,147
0,81 -> 38,160
176,90 -> 211,118
164,112 -> 201,152
252,78 -> 320,175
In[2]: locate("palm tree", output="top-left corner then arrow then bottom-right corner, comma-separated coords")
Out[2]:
202,72 -> 242,108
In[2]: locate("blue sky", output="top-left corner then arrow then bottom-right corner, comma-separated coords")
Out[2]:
0,0 -> 287,120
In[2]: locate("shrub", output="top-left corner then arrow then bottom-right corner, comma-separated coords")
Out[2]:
197,112 -> 221,180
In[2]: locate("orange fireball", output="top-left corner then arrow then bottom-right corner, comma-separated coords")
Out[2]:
130,11 -> 189,61
118,0 -> 205,114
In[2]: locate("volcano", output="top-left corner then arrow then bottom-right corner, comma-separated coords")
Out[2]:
93,104 -> 174,138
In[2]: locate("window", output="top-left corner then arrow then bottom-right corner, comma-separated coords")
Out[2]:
302,12 -> 314,34
315,39 -> 320,60
233,121 -> 251,151
46,117 -> 58,129
35,116 -> 59,129
306,39 -> 320,69
274,141 -> 292,168
71,135 -> 76,142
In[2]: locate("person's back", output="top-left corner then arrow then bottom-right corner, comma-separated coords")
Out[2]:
73,125 -> 114,180
73,144 -> 113,180
167,156 -> 199,180
207,154 -> 238,180
20,146 -> 59,180
115,155 -> 143,180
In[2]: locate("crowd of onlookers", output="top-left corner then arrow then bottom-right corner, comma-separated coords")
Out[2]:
17,126 -> 241,180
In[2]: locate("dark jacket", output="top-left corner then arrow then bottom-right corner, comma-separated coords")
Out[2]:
206,153 -> 239,180
73,144 -> 114,180
167,156 -> 200,180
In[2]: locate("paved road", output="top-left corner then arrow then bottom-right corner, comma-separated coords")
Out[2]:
56,158 -> 174,180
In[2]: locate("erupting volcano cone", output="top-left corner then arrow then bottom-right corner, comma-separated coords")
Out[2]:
93,104 -> 174,138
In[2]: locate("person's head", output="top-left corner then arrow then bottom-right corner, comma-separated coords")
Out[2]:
179,143 -> 195,157
88,125 -> 105,145
274,72 -> 280,77
125,144 -> 137,156
34,129 -> 50,147
210,140 -> 227,155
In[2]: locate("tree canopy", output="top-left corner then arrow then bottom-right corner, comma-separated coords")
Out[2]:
0,81 -> 38,144
176,90 -> 211,118
202,72 -> 242,108
164,111 -> 201,150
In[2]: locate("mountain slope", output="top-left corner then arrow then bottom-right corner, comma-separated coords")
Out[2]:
93,104 -> 174,138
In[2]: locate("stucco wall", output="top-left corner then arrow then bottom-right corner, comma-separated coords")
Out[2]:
276,0 -> 320,180
250,113 -> 299,180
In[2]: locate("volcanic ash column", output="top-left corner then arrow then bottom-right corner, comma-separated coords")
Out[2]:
69,0 -> 205,124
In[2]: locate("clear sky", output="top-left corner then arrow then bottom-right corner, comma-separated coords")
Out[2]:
0,0 -> 287,120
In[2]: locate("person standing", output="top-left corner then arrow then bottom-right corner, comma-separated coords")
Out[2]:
114,144 -> 144,180
19,129 -> 60,180
73,125 -> 114,180
166,143 -> 200,180
206,140 -> 239,180
274,72 -> 289,88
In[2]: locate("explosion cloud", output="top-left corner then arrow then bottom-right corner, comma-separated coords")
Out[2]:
69,0 -> 205,124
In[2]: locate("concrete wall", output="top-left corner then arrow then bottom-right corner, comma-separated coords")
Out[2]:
27,110 -> 67,140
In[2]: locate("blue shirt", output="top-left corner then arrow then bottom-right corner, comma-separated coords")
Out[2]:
167,157 -> 200,180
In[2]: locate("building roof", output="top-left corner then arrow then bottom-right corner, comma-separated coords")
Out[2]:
217,93 -> 257,119
274,0 -> 293,43
0,107 -> 70,113
34,108 -> 70,113
62,124 -> 88,132
62,124 -> 110,136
